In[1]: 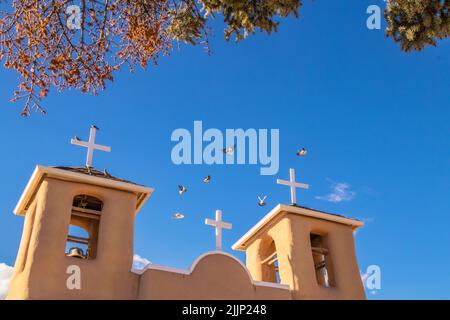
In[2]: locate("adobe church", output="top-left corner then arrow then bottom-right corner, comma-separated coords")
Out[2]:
6,126 -> 366,300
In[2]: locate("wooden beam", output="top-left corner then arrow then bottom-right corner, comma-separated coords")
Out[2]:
312,247 -> 329,255
67,235 -> 89,245
72,207 -> 101,219
261,251 -> 278,265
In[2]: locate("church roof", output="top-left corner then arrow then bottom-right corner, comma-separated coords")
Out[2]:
53,166 -> 142,185
14,165 -> 154,216
232,204 -> 363,251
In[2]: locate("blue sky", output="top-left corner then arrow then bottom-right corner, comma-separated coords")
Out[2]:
0,0 -> 449,299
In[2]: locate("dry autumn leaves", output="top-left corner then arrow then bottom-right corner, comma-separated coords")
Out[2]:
0,0 -> 448,116
0,0 -> 175,116
0,0 -> 302,116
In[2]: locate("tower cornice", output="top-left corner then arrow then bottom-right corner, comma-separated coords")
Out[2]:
14,165 -> 154,216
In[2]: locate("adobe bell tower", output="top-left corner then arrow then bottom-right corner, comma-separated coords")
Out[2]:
7,165 -> 153,300
7,126 -> 154,300
232,168 -> 366,300
232,204 -> 366,300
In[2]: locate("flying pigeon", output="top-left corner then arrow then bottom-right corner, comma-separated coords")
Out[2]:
203,175 -> 211,184
258,196 -> 268,207
172,213 -> 185,220
222,145 -> 235,156
178,185 -> 187,195
296,148 -> 307,156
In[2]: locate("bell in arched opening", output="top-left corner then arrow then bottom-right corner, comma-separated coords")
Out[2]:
67,247 -> 86,259
66,194 -> 103,260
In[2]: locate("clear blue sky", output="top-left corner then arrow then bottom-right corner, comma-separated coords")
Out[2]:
0,0 -> 449,299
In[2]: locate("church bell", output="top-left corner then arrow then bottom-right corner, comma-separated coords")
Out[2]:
67,247 -> 86,259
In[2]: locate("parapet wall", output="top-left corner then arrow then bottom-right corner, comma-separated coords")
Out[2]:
135,252 -> 291,300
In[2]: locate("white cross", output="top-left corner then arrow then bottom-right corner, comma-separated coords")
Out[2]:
277,168 -> 309,205
71,125 -> 111,168
205,210 -> 232,251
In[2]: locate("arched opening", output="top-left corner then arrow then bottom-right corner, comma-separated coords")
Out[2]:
65,225 -> 89,258
66,195 -> 102,260
260,237 -> 280,283
310,233 -> 335,288
73,194 -> 103,211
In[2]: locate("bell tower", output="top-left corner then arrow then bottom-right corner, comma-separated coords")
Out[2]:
232,204 -> 366,300
7,165 -> 153,300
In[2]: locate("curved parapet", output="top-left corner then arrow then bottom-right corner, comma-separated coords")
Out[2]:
136,251 -> 291,300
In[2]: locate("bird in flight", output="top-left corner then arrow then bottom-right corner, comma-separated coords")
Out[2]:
178,185 -> 187,195
223,145 -> 235,156
296,148 -> 307,156
258,196 -> 268,207
203,175 -> 212,184
172,213 -> 185,220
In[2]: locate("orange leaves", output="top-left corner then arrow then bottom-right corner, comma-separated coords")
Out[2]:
0,0 -> 172,116
0,0 -> 302,116
39,88 -> 49,98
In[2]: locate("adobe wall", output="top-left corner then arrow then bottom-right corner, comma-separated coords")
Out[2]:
245,214 -> 366,300
7,176 -> 292,300
136,252 -> 291,300
7,177 -> 139,300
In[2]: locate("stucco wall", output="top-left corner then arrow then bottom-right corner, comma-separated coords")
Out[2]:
137,252 -> 291,300
7,177 -> 291,300
8,177 -> 139,300
245,213 -> 366,300
8,172 -> 362,300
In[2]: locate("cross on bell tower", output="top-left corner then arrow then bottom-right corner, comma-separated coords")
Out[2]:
277,168 -> 309,205
71,125 -> 111,168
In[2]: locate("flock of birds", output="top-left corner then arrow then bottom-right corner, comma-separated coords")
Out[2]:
171,146 -> 308,220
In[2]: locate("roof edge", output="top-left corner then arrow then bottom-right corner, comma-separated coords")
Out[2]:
133,250 -> 291,291
231,204 -> 364,251
14,165 -> 154,216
